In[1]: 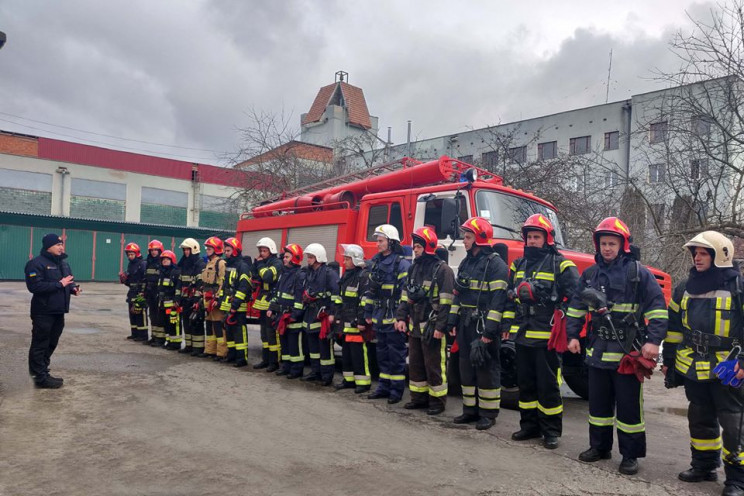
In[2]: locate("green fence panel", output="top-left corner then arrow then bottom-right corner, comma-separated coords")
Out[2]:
0,224 -> 32,279
64,229 -> 93,281
94,231 -> 123,281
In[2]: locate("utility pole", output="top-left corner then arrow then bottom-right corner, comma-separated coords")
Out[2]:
605,49 -> 613,104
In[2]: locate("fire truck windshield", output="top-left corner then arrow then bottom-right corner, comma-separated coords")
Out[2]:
474,190 -> 565,246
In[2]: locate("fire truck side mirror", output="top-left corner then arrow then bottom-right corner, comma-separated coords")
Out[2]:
441,198 -> 460,239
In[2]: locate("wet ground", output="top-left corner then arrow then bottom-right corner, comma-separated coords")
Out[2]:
0,282 -> 723,495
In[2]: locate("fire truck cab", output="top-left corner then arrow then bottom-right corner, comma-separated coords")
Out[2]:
237,156 -> 672,404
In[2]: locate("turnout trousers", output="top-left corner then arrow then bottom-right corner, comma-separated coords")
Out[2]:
281,324 -> 305,376
128,307 -> 148,340
307,331 -> 335,381
224,313 -> 248,362
588,366 -> 646,458
341,335 -> 372,388
408,335 -> 447,409
204,309 -> 225,356
29,313 -> 65,382
374,329 -> 408,400
516,344 -> 562,437
684,377 -> 744,488
147,297 -> 165,342
457,328 -> 501,419
259,311 -> 280,366
161,309 -> 182,346
182,312 -> 204,351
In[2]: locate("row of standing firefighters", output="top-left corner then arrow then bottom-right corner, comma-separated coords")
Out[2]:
118,216 -> 744,496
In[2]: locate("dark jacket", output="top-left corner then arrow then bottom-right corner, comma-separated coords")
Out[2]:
219,255 -> 253,313
397,254 -> 455,336
177,253 -> 206,306
364,251 -> 411,331
144,254 -> 161,300
270,264 -> 306,324
252,255 -> 282,311
302,263 -> 341,331
25,250 -> 76,315
336,266 -> 369,335
448,247 -> 509,339
566,253 -> 668,370
125,256 -> 148,300
157,264 -> 181,310
663,267 -> 742,381
503,247 -> 579,346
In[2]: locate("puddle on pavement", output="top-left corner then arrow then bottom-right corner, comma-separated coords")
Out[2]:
653,406 -> 688,416
67,327 -> 100,335
54,353 -> 171,374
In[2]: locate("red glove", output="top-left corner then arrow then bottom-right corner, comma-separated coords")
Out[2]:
118,272 -> 127,284
226,309 -> 238,326
192,302 -> 200,312
547,309 -> 568,353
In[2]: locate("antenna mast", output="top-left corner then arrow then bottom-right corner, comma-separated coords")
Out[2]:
605,49 -> 613,103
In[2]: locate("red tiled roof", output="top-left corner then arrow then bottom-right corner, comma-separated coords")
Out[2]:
237,140 -> 333,167
302,82 -> 372,130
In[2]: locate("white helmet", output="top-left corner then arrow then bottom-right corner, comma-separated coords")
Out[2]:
256,237 -> 278,255
179,237 -> 200,254
684,231 -> 735,268
341,244 -> 365,268
305,243 -> 328,264
373,224 -> 400,242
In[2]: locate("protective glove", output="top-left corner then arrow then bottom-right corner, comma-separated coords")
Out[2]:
714,359 -> 744,388
469,339 -> 491,368
226,309 -> 238,326
118,271 -> 128,284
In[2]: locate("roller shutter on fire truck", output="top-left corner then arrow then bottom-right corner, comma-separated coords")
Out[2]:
287,225 -> 339,252
241,229 -> 282,254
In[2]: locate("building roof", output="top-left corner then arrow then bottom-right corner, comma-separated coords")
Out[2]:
237,140 -> 333,167
302,81 -> 372,130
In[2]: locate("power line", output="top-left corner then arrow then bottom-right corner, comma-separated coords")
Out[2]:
0,110 -> 226,153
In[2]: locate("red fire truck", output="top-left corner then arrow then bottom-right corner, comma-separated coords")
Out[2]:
237,156 -> 672,404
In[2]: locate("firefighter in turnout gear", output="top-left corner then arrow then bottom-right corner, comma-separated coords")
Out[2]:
396,227 -> 455,416
177,238 -> 206,356
365,224 -> 411,404
663,231 -> 744,496
158,250 -> 183,350
144,240 -> 165,346
334,244 -> 372,394
503,214 -> 579,449
269,244 -> 306,379
120,242 -> 148,341
199,237 -> 226,358
301,243 -> 341,386
448,217 -> 509,430
219,237 -> 253,366
252,237 -> 283,372
566,217 -> 667,476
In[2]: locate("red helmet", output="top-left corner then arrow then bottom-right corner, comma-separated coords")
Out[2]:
412,227 -> 438,255
224,237 -> 242,256
147,239 -> 164,252
460,217 -> 493,246
124,242 -> 141,257
284,243 -> 304,266
204,236 -> 224,255
522,214 -> 555,246
593,217 -> 632,253
160,250 -> 177,264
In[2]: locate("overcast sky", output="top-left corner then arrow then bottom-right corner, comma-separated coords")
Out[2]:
0,0 -> 715,165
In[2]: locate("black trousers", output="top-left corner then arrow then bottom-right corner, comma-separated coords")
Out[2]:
588,366 -> 646,458
225,313 -> 249,363
259,311 -> 279,365
408,335 -> 447,408
282,327 -> 305,375
182,309 -> 204,350
341,336 -> 371,387
29,313 -> 65,382
307,332 -> 335,381
147,297 -> 164,341
127,305 -> 148,340
684,377 -> 744,487
457,323 -> 501,419
516,344 -> 562,437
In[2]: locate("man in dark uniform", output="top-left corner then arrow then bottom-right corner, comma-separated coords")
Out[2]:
252,237 -> 283,371
158,250 -> 182,350
396,227 -> 455,415
144,240 -> 165,346
566,217 -> 667,476
219,237 -> 253,366
664,231 -> 744,496
120,242 -> 148,341
269,243 -> 306,379
177,238 -> 206,356
504,214 -> 579,449
448,217 -> 509,430
25,233 -> 80,388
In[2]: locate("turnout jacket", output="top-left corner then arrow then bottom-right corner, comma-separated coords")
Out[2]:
503,248 -> 579,346
336,267 -> 369,335
302,263 -> 341,332
219,255 -> 253,312
25,250 -> 76,315
448,247 -> 509,339
125,255 -> 148,301
269,264 -> 306,324
396,254 -> 455,336
663,267 -> 743,381
201,255 -> 226,307
565,254 -> 668,370
364,251 -> 411,329
157,264 -> 182,311
144,254 -> 161,300
252,255 -> 282,311
177,253 -> 206,307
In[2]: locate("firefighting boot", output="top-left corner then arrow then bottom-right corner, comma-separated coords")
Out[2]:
678,468 -> 718,482
254,348 -> 270,369
127,334 -> 136,340
723,485 -> 744,496
619,457 -> 638,475
225,349 -> 236,363
179,346 -> 193,354
453,413 -> 479,424
543,436 -> 559,450
511,429 -> 542,441
266,363 -> 279,373
579,448 -> 612,463
475,417 -> 495,430
35,376 -> 63,389
191,347 -> 203,357
354,385 -> 371,394
234,359 -> 248,368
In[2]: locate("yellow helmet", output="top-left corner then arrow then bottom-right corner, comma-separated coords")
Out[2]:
179,237 -> 200,254
683,231 -> 734,268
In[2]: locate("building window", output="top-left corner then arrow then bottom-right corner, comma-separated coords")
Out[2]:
604,131 -> 619,151
507,146 -> 527,164
649,163 -> 665,183
604,170 -> 619,189
691,115 -> 712,137
691,158 -> 709,179
481,150 -> 499,168
569,136 -> 591,155
457,155 -> 473,164
649,121 -> 668,144
648,203 -> 666,227
537,141 -> 557,160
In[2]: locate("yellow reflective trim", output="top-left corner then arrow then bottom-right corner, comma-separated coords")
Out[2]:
691,436 -> 723,451
566,307 -> 587,318
503,311 -> 516,319
487,310 -> 502,322
644,309 -> 668,320
616,419 -> 645,434
665,331 -> 683,343
560,260 -> 576,271
534,272 -> 555,282
602,352 -> 623,362
588,415 -> 615,427
525,330 -> 551,340
668,299 -> 680,312
519,400 -> 538,410
537,402 -> 563,416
